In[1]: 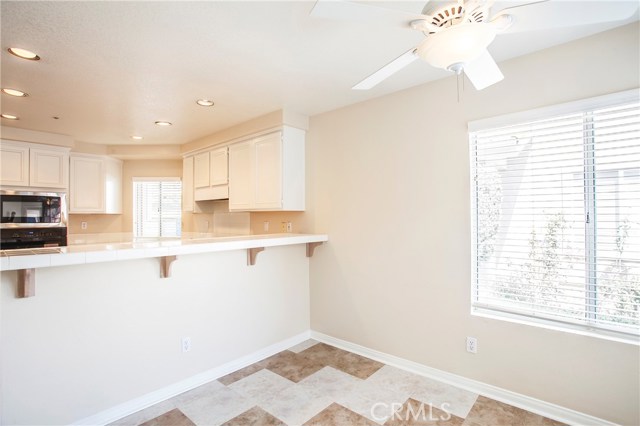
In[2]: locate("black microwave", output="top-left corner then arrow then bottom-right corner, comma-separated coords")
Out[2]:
0,190 -> 68,228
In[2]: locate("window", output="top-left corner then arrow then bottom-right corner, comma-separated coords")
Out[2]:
469,90 -> 640,341
133,178 -> 182,238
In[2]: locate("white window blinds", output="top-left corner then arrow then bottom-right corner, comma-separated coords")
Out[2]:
470,92 -> 640,339
133,178 -> 182,238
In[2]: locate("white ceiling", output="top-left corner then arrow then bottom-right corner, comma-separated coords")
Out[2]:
1,1 -> 637,146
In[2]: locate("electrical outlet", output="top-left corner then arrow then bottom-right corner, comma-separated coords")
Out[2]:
281,222 -> 286,232
81,221 -> 88,230
181,337 -> 191,353
264,221 -> 270,232
466,337 -> 477,354
286,222 -> 293,233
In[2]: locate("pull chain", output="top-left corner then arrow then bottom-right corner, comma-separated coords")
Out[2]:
449,62 -> 465,103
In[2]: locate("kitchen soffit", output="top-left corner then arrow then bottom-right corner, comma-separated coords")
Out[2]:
0,1 -> 637,146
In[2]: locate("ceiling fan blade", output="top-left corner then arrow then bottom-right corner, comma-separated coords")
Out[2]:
353,48 -> 418,90
496,0 -> 639,34
464,50 -> 504,90
310,0 -> 426,29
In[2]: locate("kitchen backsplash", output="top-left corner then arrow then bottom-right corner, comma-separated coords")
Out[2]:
69,201 -> 306,236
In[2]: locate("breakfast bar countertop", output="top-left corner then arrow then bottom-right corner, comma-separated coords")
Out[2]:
0,233 -> 329,271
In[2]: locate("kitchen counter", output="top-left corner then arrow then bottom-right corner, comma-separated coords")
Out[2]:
0,233 -> 328,272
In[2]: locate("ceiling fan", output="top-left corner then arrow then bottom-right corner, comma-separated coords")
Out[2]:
310,0 -> 639,91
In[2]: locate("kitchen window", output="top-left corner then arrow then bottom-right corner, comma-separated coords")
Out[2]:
469,90 -> 639,342
133,178 -> 182,238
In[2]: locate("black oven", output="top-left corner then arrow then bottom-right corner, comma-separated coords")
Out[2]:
1,227 -> 67,249
0,190 -> 68,249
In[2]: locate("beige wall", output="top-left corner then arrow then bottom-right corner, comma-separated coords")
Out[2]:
306,23 -> 640,425
68,159 -> 182,234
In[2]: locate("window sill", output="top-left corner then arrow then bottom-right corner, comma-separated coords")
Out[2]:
471,306 -> 640,346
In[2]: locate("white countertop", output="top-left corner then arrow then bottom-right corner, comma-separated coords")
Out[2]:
0,233 -> 328,271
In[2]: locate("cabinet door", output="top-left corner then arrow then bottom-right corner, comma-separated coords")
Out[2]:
193,152 -> 210,189
104,158 -> 123,214
29,148 -> 68,188
209,147 -> 228,186
254,133 -> 282,209
70,156 -> 105,212
182,156 -> 194,212
228,141 -> 253,210
0,143 -> 29,186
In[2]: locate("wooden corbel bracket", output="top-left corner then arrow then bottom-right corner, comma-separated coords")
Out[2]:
160,255 -> 177,278
306,242 -> 323,258
247,247 -> 265,266
17,268 -> 36,298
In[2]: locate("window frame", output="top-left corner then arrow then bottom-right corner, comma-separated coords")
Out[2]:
468,89 -> 640,344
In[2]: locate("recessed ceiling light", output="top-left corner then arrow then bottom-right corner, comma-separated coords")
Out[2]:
131,135 -> 143,140
1,88 -> 28,97
1,113 -> 19,120
7,47 -> 40,61
155,121 -> 172,126
196,99 -> 214,107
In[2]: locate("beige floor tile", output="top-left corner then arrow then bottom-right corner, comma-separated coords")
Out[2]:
257,383 -> 333,425
303,402 -> 380,426
296,366 -> 362,400
366,366 -> 478,419
336,374 -> 413,424
139,408 -> 196,426
409,379 -> 478,419
175,383 -> 254,425
385,398 -> 464,426
221,406 -> 286,426
288,339 -> 319,354
229,368 -> 295,405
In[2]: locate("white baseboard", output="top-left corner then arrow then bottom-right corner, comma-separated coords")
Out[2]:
310,331 -> 617,426
72,331 -> 311,426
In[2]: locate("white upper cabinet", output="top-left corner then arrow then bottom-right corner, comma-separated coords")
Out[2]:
69,154 -> 122,214
30,148 -> 69,188
228,141 -> 254,210
209,147 -> 228,186
0,142 -> 29,186
0,140 -> 69,189
182,156 -> 194,212
228,126 -> 305,211
193,146 -> 229,201
254,132 -> 282,209
193,152 -> 210,189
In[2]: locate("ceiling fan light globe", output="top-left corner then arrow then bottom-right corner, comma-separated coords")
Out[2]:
416,23 -> 497,70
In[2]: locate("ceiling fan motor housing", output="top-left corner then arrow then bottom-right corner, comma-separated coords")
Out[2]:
420,0 -> 487,32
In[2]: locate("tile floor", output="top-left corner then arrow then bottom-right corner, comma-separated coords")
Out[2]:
111,340 -> 565,426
